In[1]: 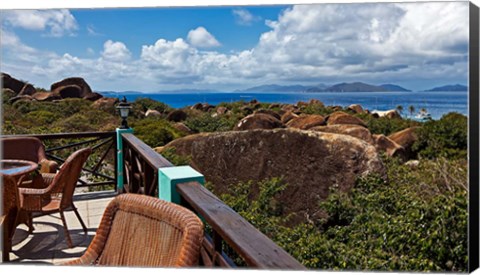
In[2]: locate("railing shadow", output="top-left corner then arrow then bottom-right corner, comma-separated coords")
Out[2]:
10,221 -> 96,264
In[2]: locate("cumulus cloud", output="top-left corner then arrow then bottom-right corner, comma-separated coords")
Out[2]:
2,9 -> 78,37
1,2 -> 469,91
101,40 -> 131,62
232,8 -> 261,26
187,27 -> 221,48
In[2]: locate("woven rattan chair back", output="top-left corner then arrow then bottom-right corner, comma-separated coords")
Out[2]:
2,137 -> 46,163
65,194 -> 204,267
49,148 -> 92,210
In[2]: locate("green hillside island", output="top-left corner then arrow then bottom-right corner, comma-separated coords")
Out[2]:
1,73 -> 468,272
237,82 -> 412,93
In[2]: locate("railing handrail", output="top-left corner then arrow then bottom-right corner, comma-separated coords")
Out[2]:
177,181 -> 306,270
121,133 -> 173,169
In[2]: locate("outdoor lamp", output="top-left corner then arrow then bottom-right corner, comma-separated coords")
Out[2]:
116,96 -> 132,129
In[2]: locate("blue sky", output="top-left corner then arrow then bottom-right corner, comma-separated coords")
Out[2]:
0,1 -> 470,92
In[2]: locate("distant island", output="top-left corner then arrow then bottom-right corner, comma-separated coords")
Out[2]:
425,84 -> 468,92
96,82 -> 468,94
238,82 -> 411,93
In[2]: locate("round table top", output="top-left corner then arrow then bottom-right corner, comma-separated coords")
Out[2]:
0,159 -> 38,177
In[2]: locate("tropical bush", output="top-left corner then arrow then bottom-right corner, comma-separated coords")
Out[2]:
413,112 -> 468,159
213,156 -> 468,272
131,117 -> 183,148
184,112 -> 238,133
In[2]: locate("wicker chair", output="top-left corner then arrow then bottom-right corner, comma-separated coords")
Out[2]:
18,148 -> 92,248
63,193 -> 204,267
1,137 -> 59,174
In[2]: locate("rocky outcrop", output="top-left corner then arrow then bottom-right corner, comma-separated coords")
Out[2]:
234,113 -> 285,131
1,73 -> 36,96
31,91 -> 61,101
92,97 -> 119,111
326,111 -> 367,127
50,77 -> 93,98
372,109 -> 402,119
173,122 -> 193,135
55,85 -> 82,98
286,114 -> 326,130
145,109 -> 162,117
84,92 -> 103,101
281,111 -> 299,124
254,109 -> 281,120
388,127 -> 419,159
163,129 -> 385,224
216,106 -> 228,115
347,104 -> 364,114
311,124 -> 374,145
166,109 -> 187,122
373,134 -> 406,160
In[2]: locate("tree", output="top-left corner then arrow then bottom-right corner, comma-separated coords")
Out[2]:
396,105 -> 403,115
408,105 -> 415,118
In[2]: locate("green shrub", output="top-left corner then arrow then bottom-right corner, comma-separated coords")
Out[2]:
131,118 -> 182,148
184,113 -> 237,133
213,157 -> 467,272
413,112 -> 467,159
131,97 -> 171,118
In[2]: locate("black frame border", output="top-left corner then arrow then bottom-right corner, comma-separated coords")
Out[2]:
469,1 -> 479,273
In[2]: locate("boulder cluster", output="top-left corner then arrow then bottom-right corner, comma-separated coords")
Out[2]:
2,73 -> 104,103
159,99 -> 419,224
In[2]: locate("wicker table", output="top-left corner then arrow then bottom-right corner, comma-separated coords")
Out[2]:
1,159 -> 38,262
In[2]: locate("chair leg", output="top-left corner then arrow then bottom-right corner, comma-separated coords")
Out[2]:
59,210 -> 74,248
72,204 -> 87,234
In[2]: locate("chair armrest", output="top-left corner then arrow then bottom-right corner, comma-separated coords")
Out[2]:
18,187 -> 51,211
39,159 -> 59,173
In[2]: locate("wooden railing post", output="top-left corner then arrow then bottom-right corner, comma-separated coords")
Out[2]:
116,128 -> 134,193
158,166 -> 204,204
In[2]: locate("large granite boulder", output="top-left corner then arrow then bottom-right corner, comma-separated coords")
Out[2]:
286,114 -> 326,130
281,111 -> 299,124
347,104 -> 364,114
326,111 -> 367,127
50,77 -> 93,99
92,97 -> 119,111
388,127 -> 419,159
311,124 -> 374,144
254,109 -> 281,120
145,109 -> 162,117
373,134 -> 406,160
1,73 -> 36,95
31,91 -> 61,101
55,85 -> 82,98
163,129 -> 385,224
234,113 -> 285,131
84,92 -> 103,101
166,109 -> 188,122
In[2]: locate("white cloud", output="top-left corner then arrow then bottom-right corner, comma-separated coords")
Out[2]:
2,9 -> 78,37
232,8 -> 261,26
187,27 -> 221,48
101,40 -> 131,62
1,2 -> 469,91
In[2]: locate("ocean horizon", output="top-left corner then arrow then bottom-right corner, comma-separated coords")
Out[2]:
111,91 -> 468,120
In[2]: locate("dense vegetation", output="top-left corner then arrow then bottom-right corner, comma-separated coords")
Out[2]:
215,157 -> 467,271
1,90 -> 469,272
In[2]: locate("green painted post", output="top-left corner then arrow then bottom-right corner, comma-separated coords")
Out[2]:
158,165 -> 204,204
116,128 -> 134,192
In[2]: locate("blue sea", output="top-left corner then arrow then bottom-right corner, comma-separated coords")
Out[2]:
122,91 -> 468,120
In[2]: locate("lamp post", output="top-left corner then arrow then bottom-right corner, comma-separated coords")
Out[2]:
116,96 -> 132,129
115,96 -> 133,194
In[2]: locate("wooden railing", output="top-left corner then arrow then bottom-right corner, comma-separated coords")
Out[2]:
120,132 -> 306,269
2,131 -> 117,189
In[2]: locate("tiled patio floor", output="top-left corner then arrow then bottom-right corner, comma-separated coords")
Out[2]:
5,190 -> 116,266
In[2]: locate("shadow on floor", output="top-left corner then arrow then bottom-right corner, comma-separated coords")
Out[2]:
10,221 -> 95,265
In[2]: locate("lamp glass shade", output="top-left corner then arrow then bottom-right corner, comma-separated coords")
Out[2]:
119,108 -> 130,118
